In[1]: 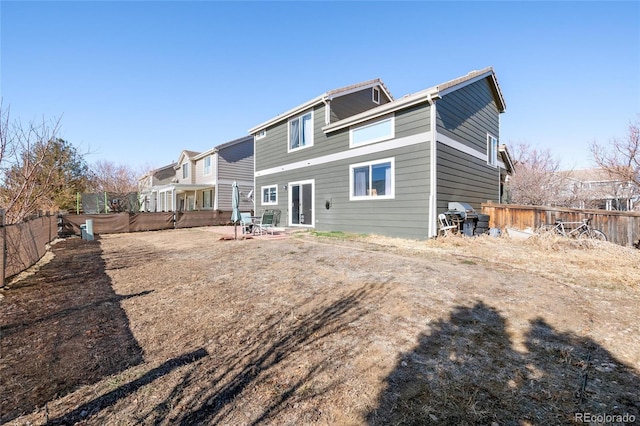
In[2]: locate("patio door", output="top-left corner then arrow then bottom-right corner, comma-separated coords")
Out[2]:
289,180 -> 314,226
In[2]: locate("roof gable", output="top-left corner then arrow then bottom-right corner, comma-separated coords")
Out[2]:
323,67 -> 506,133
175,150 -> 199,168
436,67 -> 506,112
248,79 -> 393,134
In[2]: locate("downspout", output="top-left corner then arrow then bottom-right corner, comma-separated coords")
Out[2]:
428,96 -> 438,238
322,97 -> 331,125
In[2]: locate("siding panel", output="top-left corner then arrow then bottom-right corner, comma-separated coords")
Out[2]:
436,78 -> 500,153
436,144 -> 500,213
255,142 -> 431,239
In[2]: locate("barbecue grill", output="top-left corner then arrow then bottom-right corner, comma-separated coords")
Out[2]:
445,202 -> 479,236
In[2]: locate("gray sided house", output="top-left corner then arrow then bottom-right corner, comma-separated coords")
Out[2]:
139,135 -> 254,213
249,68 -> 513,239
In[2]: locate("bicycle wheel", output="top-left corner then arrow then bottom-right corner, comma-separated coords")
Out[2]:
578,229 -> 607,241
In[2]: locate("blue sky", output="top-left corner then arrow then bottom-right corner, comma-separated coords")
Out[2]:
2,1 -> 639,172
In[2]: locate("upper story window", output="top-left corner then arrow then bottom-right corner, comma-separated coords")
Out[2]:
255,129 -> 266,140
350,116 -> 395,148
288,111 -> 313,152
262,185 -> 277,205
372,87 -> 380,104
182,163 -> 189,179
349,158 -> 395,200
203,156 -> 212,175
487,134 -> 498,167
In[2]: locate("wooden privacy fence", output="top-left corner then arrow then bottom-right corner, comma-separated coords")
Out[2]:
481,202 -> 640,247
1,212 -> 59,287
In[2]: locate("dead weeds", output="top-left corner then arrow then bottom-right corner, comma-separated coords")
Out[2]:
1,228 -> 639,425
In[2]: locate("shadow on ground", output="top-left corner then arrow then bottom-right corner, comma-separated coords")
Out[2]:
0,237 -> 147,423
367,302 -> 640,425
144,285 -> 378,425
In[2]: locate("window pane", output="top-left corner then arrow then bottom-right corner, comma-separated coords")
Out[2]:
263,188 -> 270,203
301,113 -> 312,147
351,118 -> 393,146
290,119 -> 300,149
372,162 -> 391,196
353,167 -> 369,196
269,189 -> 276,203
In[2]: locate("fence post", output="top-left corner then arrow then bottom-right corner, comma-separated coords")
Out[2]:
1,209 -> 6,288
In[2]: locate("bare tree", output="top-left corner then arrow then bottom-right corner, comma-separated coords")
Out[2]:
88,160 -> 141,193
0,100 -> 11,169
590,117 -> 640,190
0,104 -> 90,224
507,143 -> 568,206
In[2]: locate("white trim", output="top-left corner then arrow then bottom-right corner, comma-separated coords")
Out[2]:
487,133 -> 498,168
372,87 -> 380,104
438,133 -> 507,169
256,131 -> 430,177
349,115 -> 395,148
255,129 -> 266,140
437,70 -> 493,98
288,179 -> 315,227
438,133 -> 487,163
429,102 -> 438,238
349,157 -> 395,200
261,185 -> 278,206
287,110 -> 314,153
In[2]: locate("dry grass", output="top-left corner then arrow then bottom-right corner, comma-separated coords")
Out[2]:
1,227 -> 639,425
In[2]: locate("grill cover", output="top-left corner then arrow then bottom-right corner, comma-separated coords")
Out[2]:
447,202 -> 478,219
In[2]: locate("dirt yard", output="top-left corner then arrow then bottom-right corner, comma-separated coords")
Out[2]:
1,227 -> 639,425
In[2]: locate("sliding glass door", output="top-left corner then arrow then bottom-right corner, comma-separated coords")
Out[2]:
289,180 -> 314,226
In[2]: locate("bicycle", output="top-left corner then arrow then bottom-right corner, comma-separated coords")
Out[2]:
541,218 -> 607,241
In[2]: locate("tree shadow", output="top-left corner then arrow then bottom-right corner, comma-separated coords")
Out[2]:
142,285 -> 381,425
0,237 -> 147,423
367,302 -> 640,425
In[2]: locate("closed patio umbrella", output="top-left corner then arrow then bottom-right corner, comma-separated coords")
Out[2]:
231,181 -> 240,240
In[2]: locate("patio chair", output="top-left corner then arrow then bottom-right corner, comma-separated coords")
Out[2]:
240,212 -> 254,235
438,213 -> 458,236
254,211 -> 276,235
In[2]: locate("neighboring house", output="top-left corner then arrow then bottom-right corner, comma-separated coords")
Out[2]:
249,67 -> 513,239
558,168 -> 638,211
138,136 -> 254,213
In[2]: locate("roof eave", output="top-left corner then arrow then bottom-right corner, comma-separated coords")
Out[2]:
437,67 -> 506,113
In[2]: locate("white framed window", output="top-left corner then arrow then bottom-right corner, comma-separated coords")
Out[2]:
372,87 -> 380,104
349,158 -> 395,200
288,111 -> 313,152
487,133 -> 498,167
261,185 -> 277,205
203,156 -> 212,175
182,163 -> 189,179
255,129 -> 266,140
349,115 -> 395,148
